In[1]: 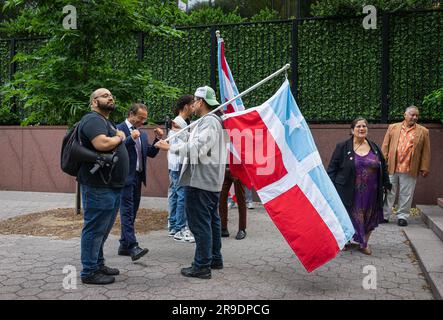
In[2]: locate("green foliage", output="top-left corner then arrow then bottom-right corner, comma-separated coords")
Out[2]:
213,0 -> 275,18
311,0 -> 441,16
1,3 -> 442,124
250,8 -> 280,22
144,22 -> 292,122
298,18 -> 381,121
388,11 -> 443,121
0,0 -> 182,125
145,12 -> 442,123
176,7 -> 246,26
423,88 -> 443,122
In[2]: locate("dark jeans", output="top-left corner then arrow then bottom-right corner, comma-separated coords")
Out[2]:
185,186 -> 222,269
219,169 -> 247,231
119,173 -> 142,250
80,184 -> 121,278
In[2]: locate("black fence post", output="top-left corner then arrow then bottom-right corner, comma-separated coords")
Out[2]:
291,19 -> 299,100
381,12 -> 390,124
9,38 -> 17,114
137,32 -> 145,62
210,26 -> 217,90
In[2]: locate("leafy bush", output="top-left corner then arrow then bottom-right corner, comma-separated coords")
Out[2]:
311,0 -> 441,16
0,0 -> 181,126
423,88 -> 443,122
1,2 -> 442,124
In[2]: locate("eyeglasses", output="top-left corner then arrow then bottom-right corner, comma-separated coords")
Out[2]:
95,93 -> 114,100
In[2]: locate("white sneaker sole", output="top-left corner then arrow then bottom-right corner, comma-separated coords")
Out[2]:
173,237 -> 195,243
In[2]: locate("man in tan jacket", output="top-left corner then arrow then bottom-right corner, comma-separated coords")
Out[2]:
381,106 -> 431,226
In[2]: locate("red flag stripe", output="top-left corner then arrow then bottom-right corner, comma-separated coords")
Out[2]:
224,110 -> 287,190
264,185 -> 340,272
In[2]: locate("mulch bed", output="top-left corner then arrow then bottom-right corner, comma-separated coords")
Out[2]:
0,208 -> 168,240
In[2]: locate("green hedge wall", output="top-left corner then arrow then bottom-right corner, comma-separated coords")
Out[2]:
389,11 -> 443,120
298,18 -> 381,121
1,11 -> 442,124
143,11 -> 442,123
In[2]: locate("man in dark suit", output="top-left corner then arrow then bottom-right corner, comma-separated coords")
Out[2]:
116,103 -> 163,261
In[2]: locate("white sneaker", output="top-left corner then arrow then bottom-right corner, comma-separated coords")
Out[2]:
228,201 -> 235,209
183,229 -> 195,243
247,202 -> 255,209
174,229 -> 195,243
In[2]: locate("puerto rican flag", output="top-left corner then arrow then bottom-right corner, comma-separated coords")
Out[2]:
218,36 -> 245,114
222,80 -> 355,272
217,35 -> 253,190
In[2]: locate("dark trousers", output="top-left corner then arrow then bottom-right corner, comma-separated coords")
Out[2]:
119,173 -> 142,250
185,187 -> 222,269
219,169 -> 247,231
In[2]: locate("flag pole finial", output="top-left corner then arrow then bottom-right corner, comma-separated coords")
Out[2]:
216,30 -> 221,39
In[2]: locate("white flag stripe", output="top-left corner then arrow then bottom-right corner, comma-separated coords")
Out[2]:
222,72 -> 241,110
299,151 -> 323,174
255,103 -> 347,249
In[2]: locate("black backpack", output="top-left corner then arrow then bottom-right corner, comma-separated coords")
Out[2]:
60,122 -> 83,176
61,114 -> 117,179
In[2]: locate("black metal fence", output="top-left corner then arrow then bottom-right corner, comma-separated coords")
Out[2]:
1,9 -> 442,124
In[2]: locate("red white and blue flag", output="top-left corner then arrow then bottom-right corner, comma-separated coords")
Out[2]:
217,35 -> 253,190
217,36 -> 245,114
222,80 -> 355,272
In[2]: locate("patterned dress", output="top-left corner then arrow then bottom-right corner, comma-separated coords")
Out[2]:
350,150 -> 383,248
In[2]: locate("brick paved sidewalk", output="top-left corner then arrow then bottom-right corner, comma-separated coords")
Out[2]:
0,191 -> 433,300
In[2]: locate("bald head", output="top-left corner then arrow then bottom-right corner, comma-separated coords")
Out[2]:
89,88 -> 115,113
90,88 -> 112,106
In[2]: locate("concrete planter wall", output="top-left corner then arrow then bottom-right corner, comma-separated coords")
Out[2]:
0,123 -> 441,204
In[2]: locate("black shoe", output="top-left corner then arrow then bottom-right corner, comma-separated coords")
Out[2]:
398,219 -> 408,227
81,271 -> 115,285
221,229 -> 230,237
130,246 -> 149,261
118,247 -> 131,256
181,266 -> 211,279
211,261 -> 224,270
235,229 -> 247,240
380,219 -> 389,224
99,265 -> 120,276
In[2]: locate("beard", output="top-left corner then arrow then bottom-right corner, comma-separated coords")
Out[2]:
97,100 -> 116,112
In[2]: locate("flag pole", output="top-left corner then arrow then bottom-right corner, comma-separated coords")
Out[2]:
164,63 -> 291,142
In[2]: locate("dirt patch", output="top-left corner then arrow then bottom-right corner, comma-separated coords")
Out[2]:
0,208 -> 168,240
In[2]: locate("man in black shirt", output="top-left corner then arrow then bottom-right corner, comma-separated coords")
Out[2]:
77,88 -> 129,285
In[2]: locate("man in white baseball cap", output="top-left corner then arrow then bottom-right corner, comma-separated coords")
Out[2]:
156,85 -> 227,279
194,86 -> 220,107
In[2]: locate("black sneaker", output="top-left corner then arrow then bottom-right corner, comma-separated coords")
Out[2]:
99,265 -> 120,276
235,229 -> 247,240
211,261 -> 224,270
221,229 -> 230,237
398,219 -> 408,227
81,271 -> 115,285
130,246 -> 149,261
181,266 -> 211,279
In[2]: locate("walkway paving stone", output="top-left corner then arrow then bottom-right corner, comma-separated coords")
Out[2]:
0,191 -> 434,300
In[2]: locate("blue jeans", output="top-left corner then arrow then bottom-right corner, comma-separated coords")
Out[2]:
80,184 -> 121,278
185,186 -> 222,269
168,170 -> 187,232
245,187 -> 253,204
